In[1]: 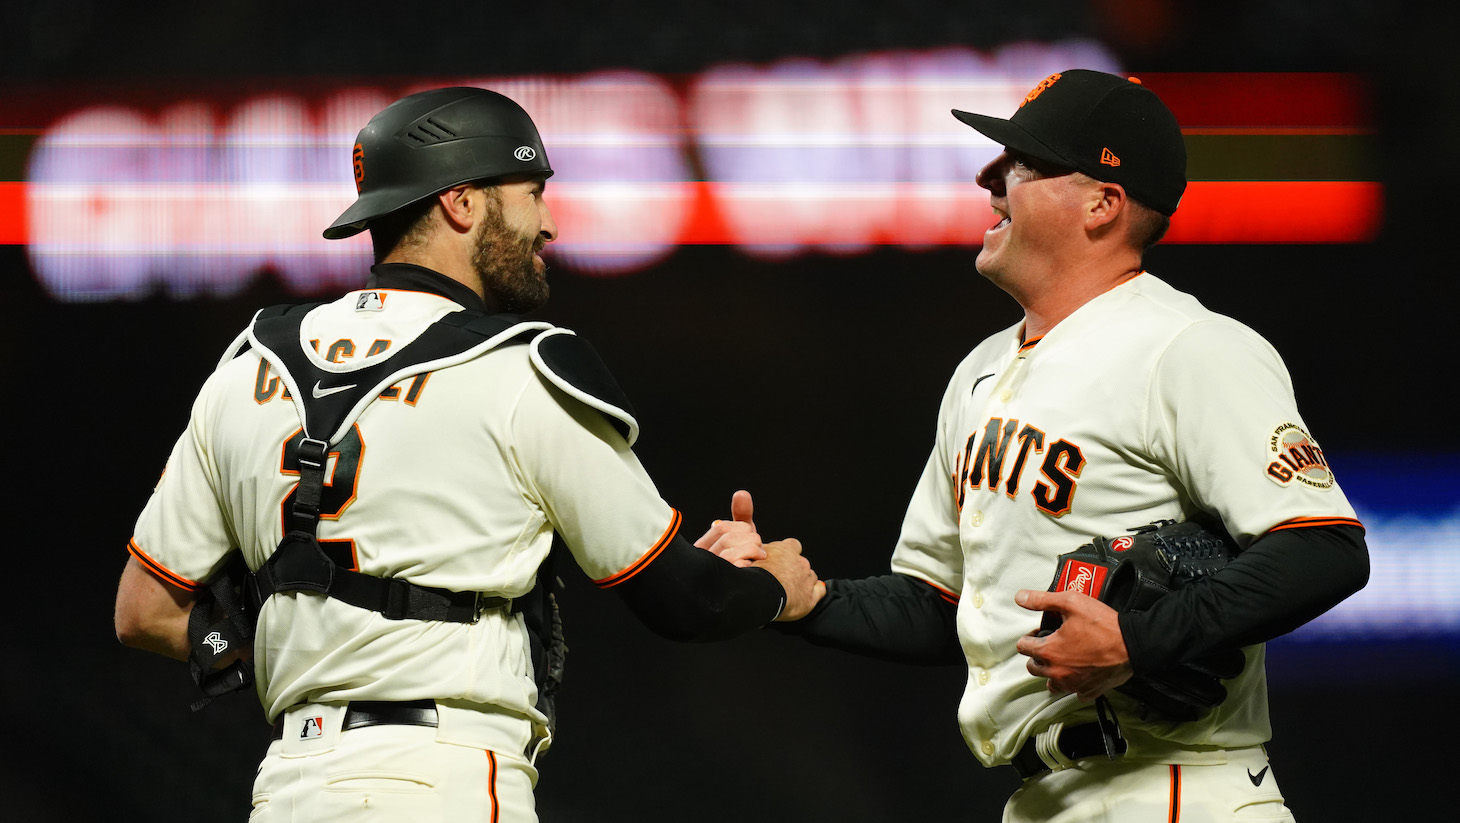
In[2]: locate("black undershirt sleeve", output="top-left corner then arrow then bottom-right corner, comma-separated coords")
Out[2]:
771,573 -> 963,665
1120,523 -> 1369,673
610,534 -> 786,642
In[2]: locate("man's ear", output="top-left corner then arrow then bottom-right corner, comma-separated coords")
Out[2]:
436,184 -> 478,234
1086,181 -> 1126,231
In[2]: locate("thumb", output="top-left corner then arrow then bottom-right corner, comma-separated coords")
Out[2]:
1015,589 -> 1055,612
731,489 -> 755,527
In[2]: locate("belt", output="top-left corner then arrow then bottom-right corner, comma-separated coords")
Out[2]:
1011,721 -> 1129,780
270,699 -> 438,741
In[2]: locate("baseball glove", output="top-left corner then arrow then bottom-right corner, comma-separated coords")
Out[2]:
1040,519 -> 1246,722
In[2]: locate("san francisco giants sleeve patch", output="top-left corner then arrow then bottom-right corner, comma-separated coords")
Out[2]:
1265,423 -> 1335,489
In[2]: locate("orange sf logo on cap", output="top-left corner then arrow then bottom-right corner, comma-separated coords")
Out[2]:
1020,72 -> 1062,108
352,143 -> 365,192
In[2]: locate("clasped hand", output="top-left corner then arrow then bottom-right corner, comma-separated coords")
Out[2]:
693,490 -> 825,621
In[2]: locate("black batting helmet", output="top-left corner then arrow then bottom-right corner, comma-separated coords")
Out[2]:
324,87 -> 554,240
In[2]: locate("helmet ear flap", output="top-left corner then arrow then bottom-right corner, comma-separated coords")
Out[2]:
324,87 -> 553,240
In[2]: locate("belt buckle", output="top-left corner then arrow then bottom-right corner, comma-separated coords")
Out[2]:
473,592 -> 509,621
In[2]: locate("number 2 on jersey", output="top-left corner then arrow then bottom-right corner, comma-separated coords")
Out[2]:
278,425 -> 365,569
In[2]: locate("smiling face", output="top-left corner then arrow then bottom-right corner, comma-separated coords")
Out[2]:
973,150 -> 1087,285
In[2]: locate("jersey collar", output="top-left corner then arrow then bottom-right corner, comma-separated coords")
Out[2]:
366,263 -> 490,313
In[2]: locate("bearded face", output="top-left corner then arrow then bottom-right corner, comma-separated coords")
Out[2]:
470,188 -> 550,314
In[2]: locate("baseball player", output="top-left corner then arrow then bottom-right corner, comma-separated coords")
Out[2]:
113,86 -> 821,822
703,70 -> 1369,821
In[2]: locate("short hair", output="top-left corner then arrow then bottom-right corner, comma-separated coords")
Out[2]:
1126,199 -> 1171,252
367,183 -> 508,262
1071,172 -> 1171,252
368,196 -> 438,263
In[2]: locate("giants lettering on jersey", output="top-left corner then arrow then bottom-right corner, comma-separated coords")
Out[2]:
1265,422 -> 1336,489
952,416 -> 1085,517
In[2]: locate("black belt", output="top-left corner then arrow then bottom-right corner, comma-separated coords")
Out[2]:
270,699 -> 438,741
1011,720 -> 1129,779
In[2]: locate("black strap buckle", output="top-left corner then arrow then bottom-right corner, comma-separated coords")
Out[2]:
290,437 -> 330,527
1012,699 -> 1129,780
381,577 -> 413,620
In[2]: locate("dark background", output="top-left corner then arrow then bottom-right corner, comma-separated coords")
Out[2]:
3,1 -> 1456,820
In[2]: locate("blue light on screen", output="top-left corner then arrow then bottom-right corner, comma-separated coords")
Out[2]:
1268,452 -> 1459,683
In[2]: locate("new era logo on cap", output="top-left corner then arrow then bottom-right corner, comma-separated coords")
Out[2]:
1101,148 -> 1120,167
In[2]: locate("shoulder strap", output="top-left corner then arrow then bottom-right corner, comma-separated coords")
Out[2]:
243,304 -> 544,624
250,304 -> 544,446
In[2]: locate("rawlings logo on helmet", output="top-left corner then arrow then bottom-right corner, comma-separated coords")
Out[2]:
514,146 -> 536,161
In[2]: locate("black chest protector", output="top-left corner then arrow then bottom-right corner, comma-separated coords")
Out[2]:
245,303 -> 543,623
187,300 -> 637,721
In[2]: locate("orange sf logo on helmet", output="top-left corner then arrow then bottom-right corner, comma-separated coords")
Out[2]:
352,143 -> 365,192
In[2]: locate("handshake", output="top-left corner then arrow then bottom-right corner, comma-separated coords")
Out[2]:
693,490 -> 826,621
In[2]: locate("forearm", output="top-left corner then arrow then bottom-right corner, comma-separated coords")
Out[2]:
1121,524 -> 1369,672
613,534 -> 786,642
774,573 -> 963,665
114,556 -> 196,661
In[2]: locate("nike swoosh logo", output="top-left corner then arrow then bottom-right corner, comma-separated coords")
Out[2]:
312,381 -> 357,399
1248,765 -> 1270,786
970,373 -> 996,395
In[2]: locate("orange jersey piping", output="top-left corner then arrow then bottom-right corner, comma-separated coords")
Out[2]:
1267,515 -> 1365,534
1168,764 -> 1182,823
922,578 -> 960,605
595,509 -> 683,589
486,750 -> 499,823
127,539 -> 202,591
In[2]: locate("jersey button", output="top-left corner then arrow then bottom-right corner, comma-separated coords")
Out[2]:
981,740 -> 995,756
970,510 -> 984,527
971,591 -> 985,608
977,668 -> 991,685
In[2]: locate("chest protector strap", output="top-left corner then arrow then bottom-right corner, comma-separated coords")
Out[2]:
245,303 -> 546,623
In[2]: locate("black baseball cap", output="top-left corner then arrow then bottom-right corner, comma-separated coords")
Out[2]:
952,70 -> 1186,216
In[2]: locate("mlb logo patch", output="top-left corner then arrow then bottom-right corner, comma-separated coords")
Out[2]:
355,291 -> 386,312
299,716 -> 326,740
1056,559 -> 1108,598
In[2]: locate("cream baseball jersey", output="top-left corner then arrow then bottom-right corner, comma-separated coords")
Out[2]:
888,273 -> 1361,766
129,284 -> 681,748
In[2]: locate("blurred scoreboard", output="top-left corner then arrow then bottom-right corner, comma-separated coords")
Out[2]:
0,41 -> 1379,300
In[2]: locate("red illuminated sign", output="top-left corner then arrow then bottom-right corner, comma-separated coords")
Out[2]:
0,46 -> 1378,301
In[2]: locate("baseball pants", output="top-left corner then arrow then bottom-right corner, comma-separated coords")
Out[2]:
1004,744 -> 1293,822
250,703 -> 538,822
